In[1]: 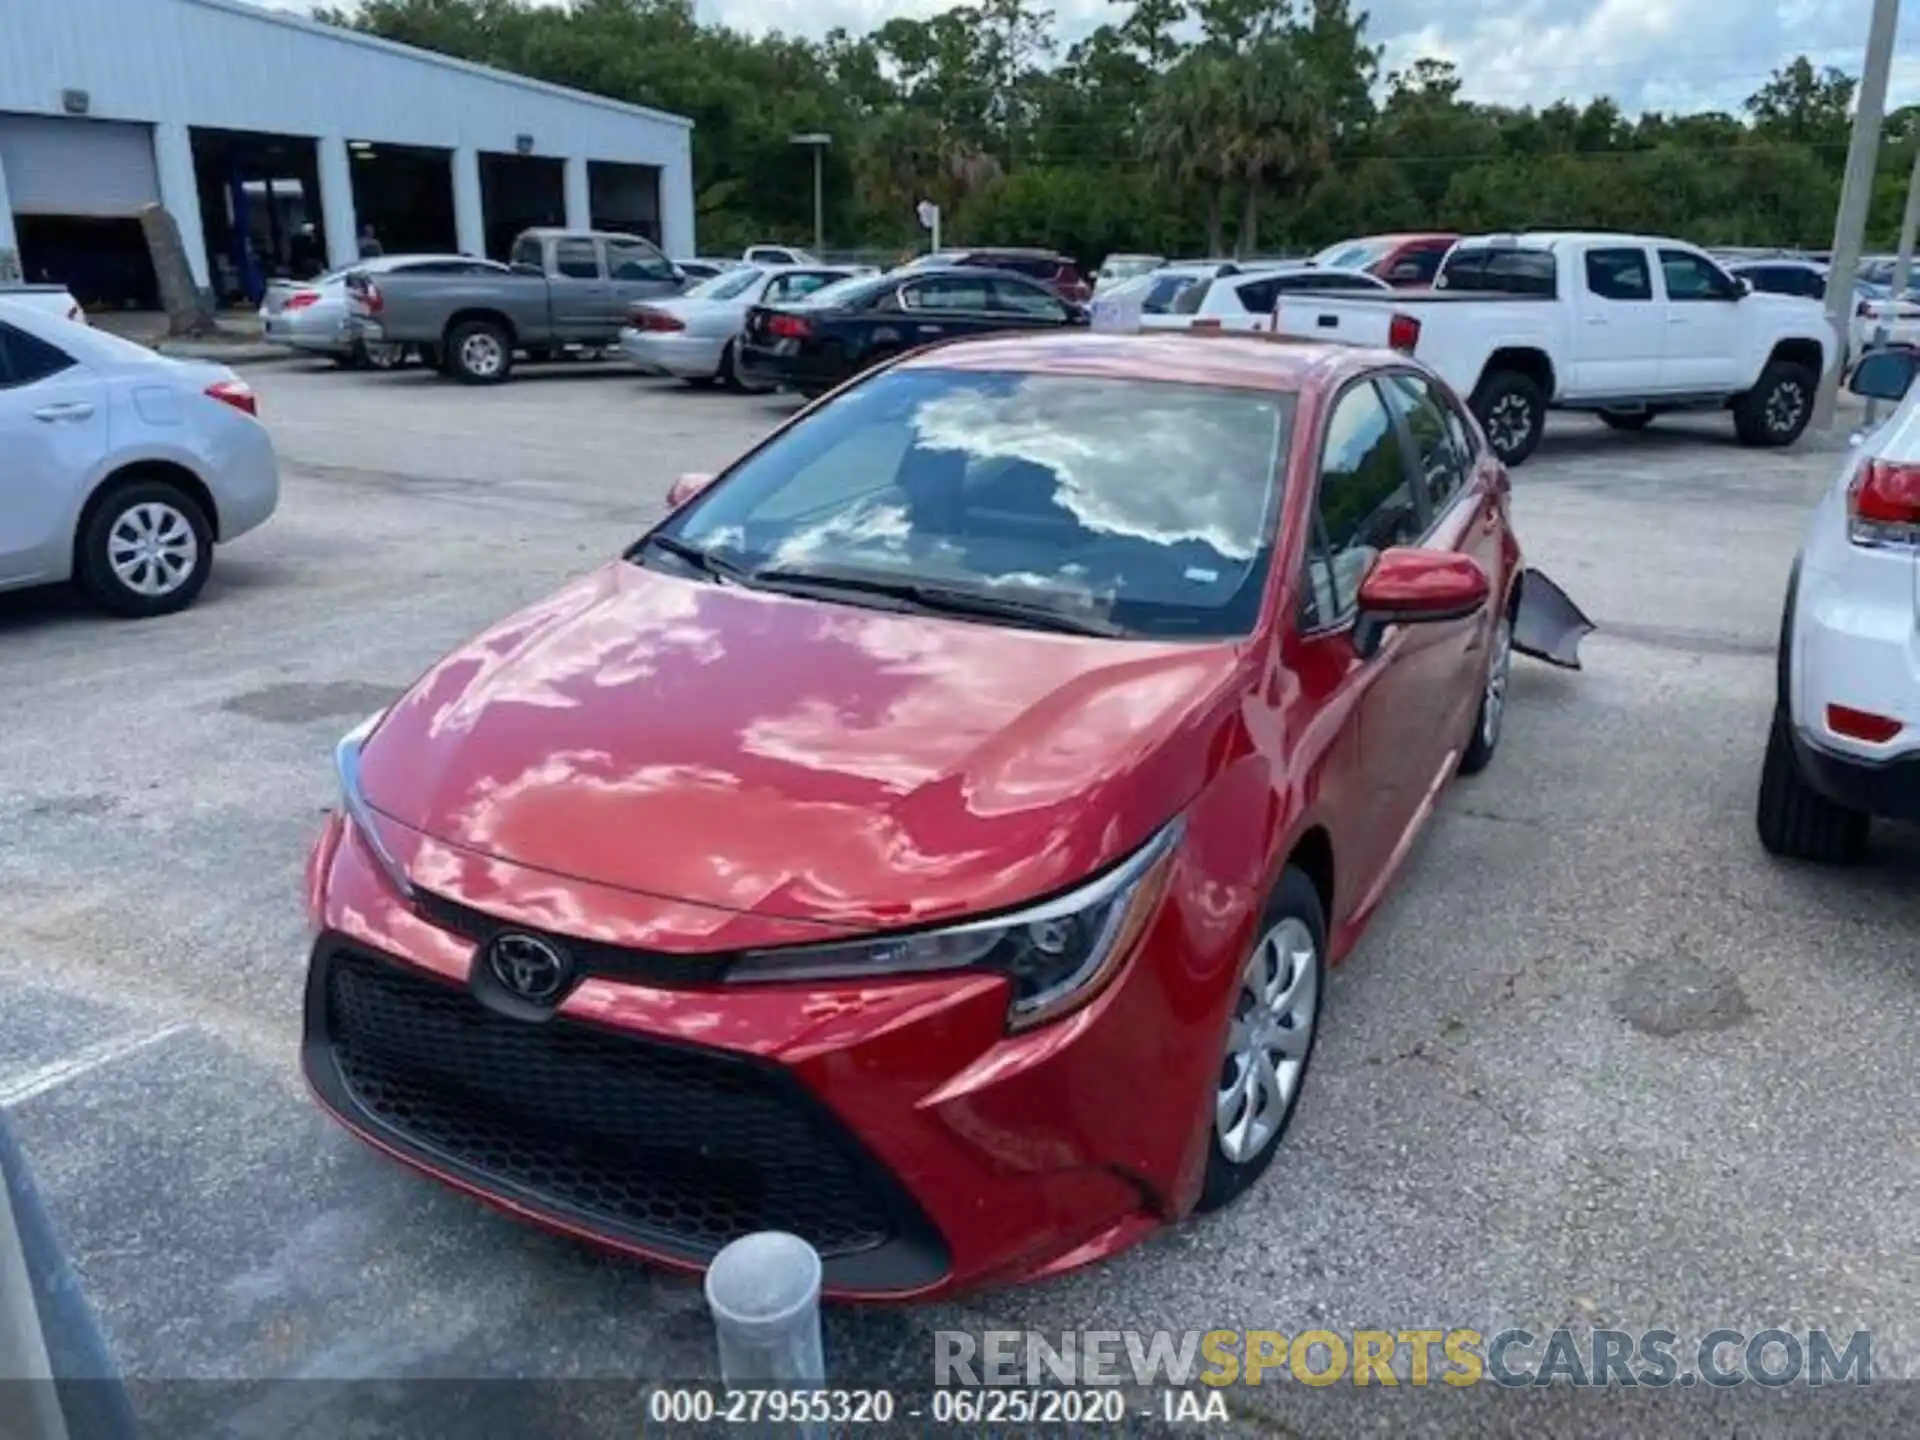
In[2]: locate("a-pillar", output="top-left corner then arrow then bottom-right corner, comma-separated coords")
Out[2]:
452,145 -> 485,258
563,154 -> 591,232
316,135 -> 359,270
152,122 -> 210,291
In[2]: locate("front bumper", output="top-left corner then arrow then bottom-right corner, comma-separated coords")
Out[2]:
301,811 -> 1222,1300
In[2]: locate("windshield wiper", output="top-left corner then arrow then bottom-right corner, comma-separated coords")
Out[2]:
639,533 -> 751,585
751,566 -> 1126,637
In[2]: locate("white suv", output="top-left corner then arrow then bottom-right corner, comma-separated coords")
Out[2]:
1757,346 -> 1920,860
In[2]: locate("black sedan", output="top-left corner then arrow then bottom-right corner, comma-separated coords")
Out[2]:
740,266 -> 1087,397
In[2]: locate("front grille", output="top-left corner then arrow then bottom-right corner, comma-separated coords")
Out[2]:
412,888 -> 727,988
313,947 -> 937,1276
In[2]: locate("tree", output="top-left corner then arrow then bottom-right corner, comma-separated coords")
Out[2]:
1746,57 -> 1856,151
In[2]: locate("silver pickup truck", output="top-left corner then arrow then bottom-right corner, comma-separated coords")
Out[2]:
346,228 -> 686,384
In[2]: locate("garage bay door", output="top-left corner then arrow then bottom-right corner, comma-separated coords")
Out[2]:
0,114 -> 159,216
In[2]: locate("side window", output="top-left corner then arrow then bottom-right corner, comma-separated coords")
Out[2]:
1796,268 -> 1829,299
1584,247 -> 1653,302
988,278 -> 1068,319
1381,374 -> 1470,514
1307,381 -> 1424,623
553,239 -> 602,280
778,272 -> 840,302
0,323 -> 76,389
1170,279 -> 1213,314
1393,248 -> 1445,285
606,238 -> 675,281
510,236 -> 543,268
1660,249 -> 1738,302
1233,278 -> 1281,313
901,276 -> 992,311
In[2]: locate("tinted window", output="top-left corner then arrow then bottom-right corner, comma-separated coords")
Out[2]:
1171,280 -> 1213,314
607,238 -> 674,281
901,276 -> 992,311
1232,278 -> 1281,313
0,322 -> 76,388
1387,248 -> 1444,284
1381,374 -> 1470,513
510,236 -> 543,268
554,240 -> 601,279
655,370 -> 1295,640
988,277 -> 1068,319
1304,381 -> 1421,623
1584,247 -> 1653,301
1660,249 -> 1739,301
1274,271 -> 1388,292
1145,276 -> 1202,313
1438,248 -> 1557,296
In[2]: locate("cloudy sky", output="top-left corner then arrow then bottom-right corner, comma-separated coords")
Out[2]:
278,1 -> 1920,116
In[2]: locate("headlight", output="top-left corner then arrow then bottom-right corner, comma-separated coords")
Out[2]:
334,711 -> 413,900
726,819 -> 1183,1031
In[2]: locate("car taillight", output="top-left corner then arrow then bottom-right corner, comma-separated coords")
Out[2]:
632,308 -> 685,332
284,291 -> 321,311
768,313 -> 812,340
1191,317 -> 1222,330
1848,458 -> 1920,546
1827,703 -> 1903,743
205,379 -> 257,416
1388,313 -> 1422,353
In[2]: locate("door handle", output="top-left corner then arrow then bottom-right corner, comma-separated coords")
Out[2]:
33,402 -> 94,422
1584,315 -> 1606,325
1666,315 -> 1688,324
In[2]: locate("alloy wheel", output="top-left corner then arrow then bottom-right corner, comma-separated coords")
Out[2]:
1216,917 -> 1320,1165
1766,380 -> 1807,436
108,502 -> 199,598
1489,394 -> 1532,457
461,333 -> 504,377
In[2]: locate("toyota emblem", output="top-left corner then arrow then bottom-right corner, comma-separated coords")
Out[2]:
485,932 -> 572,1004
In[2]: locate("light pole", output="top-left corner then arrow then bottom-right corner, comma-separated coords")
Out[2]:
790,132 -> 830,256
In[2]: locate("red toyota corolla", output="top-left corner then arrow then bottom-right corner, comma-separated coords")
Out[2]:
302,331 -> 1588,1300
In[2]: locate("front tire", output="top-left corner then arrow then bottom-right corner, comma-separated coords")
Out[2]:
75,480 -> 214,618
1733,361 -> 1815,448
1458,609 -> 1513,775
1471,371 -> 1546,466
1197,867 -> 1325,1213
718,340 -> 749,394
445,319 -> 514,385
1756,708 -> 1869,862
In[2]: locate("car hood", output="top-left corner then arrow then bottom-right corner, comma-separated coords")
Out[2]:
360,562 -> 1241,932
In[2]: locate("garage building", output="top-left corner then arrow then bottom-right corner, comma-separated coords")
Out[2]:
0,0 -> 696,308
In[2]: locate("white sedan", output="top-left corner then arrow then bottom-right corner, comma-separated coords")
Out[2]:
0,299 -> 279,617
1757,346 -> 1920,861
619,263 -> 862,390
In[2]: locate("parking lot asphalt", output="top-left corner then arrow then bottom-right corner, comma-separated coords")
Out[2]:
3,359 -> 1916,1434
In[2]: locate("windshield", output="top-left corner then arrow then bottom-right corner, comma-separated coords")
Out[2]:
787,275 -> 872,308
689,266 -> 765,300
1311,240 -> 1389,270
648,368 -> 1293,639
1101,257 -> 1161,281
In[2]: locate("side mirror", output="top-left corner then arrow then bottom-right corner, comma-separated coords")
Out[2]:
1848,347 -> 1919,402
1351,548 -> 1490,659
1733,276 -> 1752,298
666,472 -> 716,509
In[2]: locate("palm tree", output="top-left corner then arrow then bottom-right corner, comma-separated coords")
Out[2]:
1144,52 -> 1239,255
1226,34 -> 1332,256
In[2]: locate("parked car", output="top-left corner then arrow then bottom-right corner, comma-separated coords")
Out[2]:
738,266 -> 1087,397
743,245 -> 819,267
261,254 -> 510,370
896,247 -> 1093,303
1270,231 -> 1839,466
0,283 -> 86,325
1138,264 -> 1390,332
298,326 -> 1588,1299
1310,233 -> 1460,287
1756,347 -> 1920,862
0,298 -> 278,617
619,263 -> 865,390
1723,258 -> 1919,362
1093,252 -> 1166,294
345,228 -> 687,384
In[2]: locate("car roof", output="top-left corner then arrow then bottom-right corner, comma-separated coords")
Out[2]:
0,297 -> 184,370
894,329 -> 1391,394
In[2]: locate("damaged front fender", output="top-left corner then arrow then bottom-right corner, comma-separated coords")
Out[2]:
1513,569 -> 1595,670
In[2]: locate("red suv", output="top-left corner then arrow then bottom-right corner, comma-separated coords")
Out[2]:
910,247 -> 1092,303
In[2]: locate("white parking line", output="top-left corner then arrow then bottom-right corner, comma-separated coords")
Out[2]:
0,1025 -> 191,1110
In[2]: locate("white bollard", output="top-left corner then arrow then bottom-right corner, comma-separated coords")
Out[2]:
706,1231 -> 827,1435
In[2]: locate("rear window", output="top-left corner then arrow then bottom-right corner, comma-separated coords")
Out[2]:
654,369 -> 1296,640
1171,280 -> 1214,314
1436,247 -> 1558,297
1311,240 -> 1391,271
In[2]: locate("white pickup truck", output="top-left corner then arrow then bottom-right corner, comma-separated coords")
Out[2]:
0,284 -> 86,326
1271,231 -> 1838,465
